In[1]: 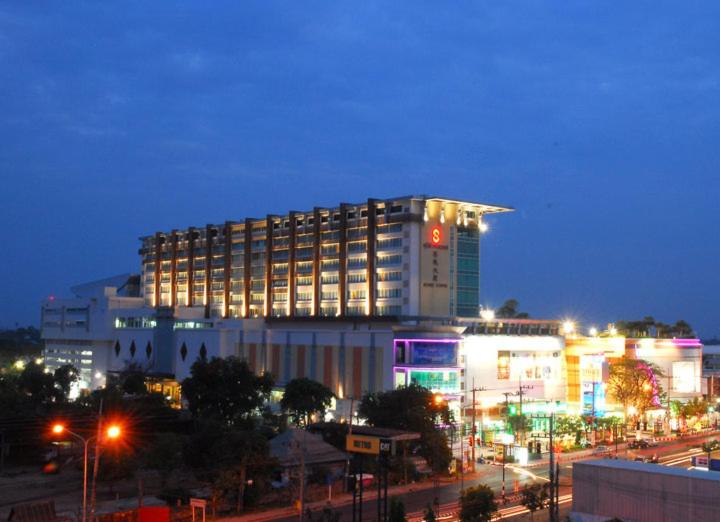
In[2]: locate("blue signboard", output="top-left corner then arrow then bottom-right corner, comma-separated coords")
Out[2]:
411,342 -> 458,365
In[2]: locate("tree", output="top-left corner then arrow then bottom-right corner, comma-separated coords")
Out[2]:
182,356 -> 274,427
281,378 -> 334,426
359,384 -> 452,473
388,497 -> 407,522
459,484 -> 497,522
555,415 -> 585,445
142,432 -> 186,488
616,317 -> 694,338
185,423 -> 274,513
701,440 -> 718,466
423,503 -> 437,522
682,398 -> 709,419
508,414 -> 532,443
53,364 -> 79,398
606,357 -> 664,419
306,506 -> 341,522
520,483 -> 548,521
496,299 -> 529,319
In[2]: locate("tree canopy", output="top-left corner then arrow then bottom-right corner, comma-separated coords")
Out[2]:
280,377 -> 334,426
182,356 -> 274,427
496,299 -> 529,319
359,384 -> 452,473
615,317 -> 694,338
459,484 -> 498,522
607,357 -> 664,416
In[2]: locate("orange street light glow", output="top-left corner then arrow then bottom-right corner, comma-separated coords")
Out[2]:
434,394 -> 444,405
52,424 -> 64,434
106,425 -> 121,439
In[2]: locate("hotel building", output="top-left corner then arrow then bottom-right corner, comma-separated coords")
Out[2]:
138,195 -> 512,320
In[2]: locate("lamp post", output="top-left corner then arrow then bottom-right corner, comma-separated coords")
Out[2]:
52,422 -> 121,522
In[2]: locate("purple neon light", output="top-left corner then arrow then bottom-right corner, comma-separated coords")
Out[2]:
638,362 -> 662,408
393,338 -> 462,344
659,339 -> 702,347
393,366 -> 462,371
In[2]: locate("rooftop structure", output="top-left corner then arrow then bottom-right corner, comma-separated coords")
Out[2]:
572,459 -> 720,521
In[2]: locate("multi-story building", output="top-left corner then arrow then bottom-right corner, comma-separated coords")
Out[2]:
41,274 -> 143,393
565,335 -> 703,430
702,342 -> 720,399
138,195 -> 512,320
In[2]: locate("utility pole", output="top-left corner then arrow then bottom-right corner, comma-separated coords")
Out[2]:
298,431 -> 305,522
468,380 -> 487,472
89,399 -> 103,521
548,413 -> 555,522
516,379 -> 533,446
472,379 -> 476,472
501,444 -> 506,504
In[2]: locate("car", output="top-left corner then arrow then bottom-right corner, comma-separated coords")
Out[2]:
629,439 -> 649,449
645,438 -> 659,447
593,445 -> 611,455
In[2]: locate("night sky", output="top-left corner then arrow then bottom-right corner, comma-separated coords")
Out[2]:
1,2 -> 718,337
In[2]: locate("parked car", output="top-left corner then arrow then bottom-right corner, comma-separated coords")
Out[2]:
593,445 -> 611,455
629,439 -> 649,449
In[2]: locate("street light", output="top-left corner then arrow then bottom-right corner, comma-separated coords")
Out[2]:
51,422 -> 122,522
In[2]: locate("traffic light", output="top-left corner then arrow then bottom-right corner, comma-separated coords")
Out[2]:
508,404 -> 518,416
468,436 -> 474,447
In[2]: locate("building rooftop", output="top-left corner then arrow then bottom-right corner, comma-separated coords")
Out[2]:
576,458 -> 720,482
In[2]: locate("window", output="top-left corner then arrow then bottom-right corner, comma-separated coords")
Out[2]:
322,274 -> 339,284
377,305 -> 402,315
497,351 -> 510,380
347,273 -> 366,283
320,306 -> 337,316
377,271 -> 402,282
377,254 -> 401,267
377,223 -> 402,234
378,288 -> 402,299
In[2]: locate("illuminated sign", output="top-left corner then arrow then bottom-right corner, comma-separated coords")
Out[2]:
430,225 -> 442,246
346,435 -> 394,455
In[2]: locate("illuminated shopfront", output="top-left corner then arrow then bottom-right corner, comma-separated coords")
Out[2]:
393,337 -> 463,397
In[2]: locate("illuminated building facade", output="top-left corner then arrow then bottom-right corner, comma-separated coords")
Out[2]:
565,336 -> 704,419
41,274 -> 143,393
138,196 -> 511,320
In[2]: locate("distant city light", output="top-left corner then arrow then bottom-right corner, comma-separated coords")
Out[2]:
589,327 -> 598,337
478,220 -> 489,233
480,308 -> 495,321
14,360 -> 25,370
94,371 -> 103,380
562,321 -> 575,335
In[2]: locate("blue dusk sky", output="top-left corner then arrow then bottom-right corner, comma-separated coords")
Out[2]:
0,2 -> 718,337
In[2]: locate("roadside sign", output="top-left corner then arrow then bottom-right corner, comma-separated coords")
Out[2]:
346,435 -> 395,455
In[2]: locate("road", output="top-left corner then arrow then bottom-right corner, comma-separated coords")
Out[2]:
262,432 -> 718,522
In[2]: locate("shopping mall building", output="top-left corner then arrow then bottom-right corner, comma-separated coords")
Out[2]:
41,195 -> 705,431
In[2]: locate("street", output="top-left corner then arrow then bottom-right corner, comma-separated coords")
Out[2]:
245,432 -> 718,522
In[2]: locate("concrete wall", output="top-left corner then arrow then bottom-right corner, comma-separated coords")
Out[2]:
572,459 -> 720,522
